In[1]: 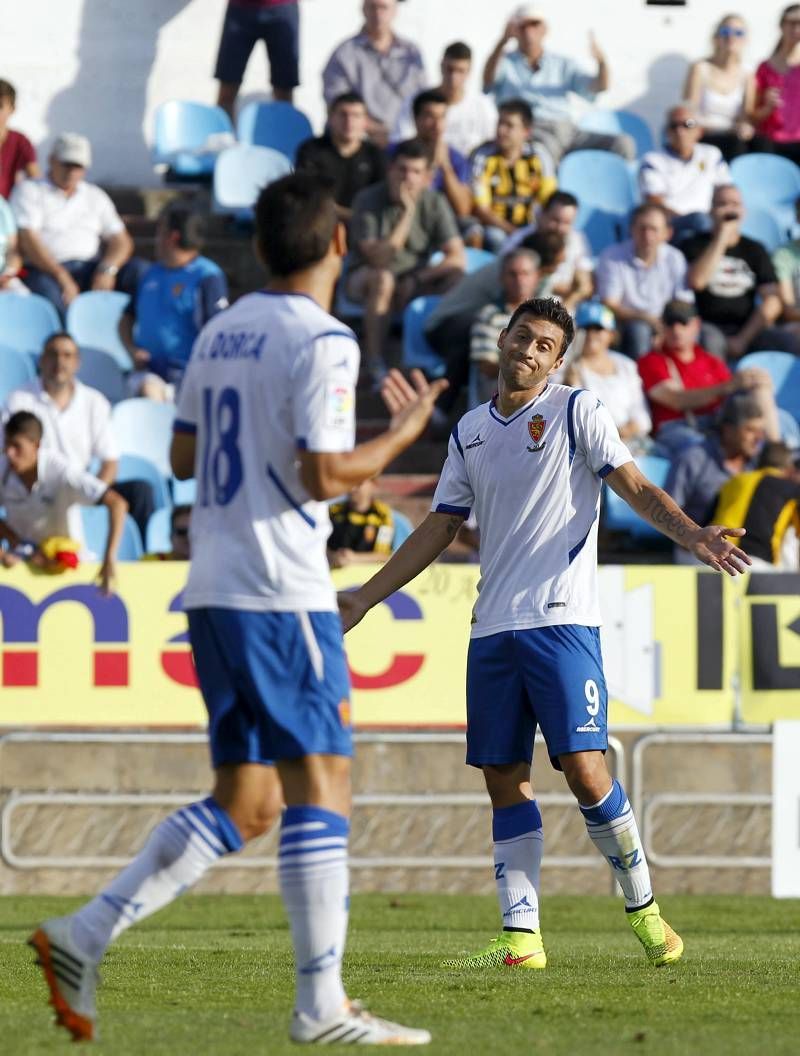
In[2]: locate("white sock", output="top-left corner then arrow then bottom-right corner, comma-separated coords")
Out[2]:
70,797 -> 242,960
580,780 -> 653,910
279,806 -> 349,1023
492,800 -> 544,931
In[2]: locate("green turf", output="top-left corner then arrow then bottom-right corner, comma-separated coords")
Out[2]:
2,894 -> 799,1054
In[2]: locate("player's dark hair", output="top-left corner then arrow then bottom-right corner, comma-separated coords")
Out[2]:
519,229 -> 566,269
758,441 -> 795,470
498,98 -> 534,128
5,411 -> 43,443
543,190 -> 579,212
159,203 -> 206,251
170,504 -> 192,531
0,79 -> 16,106
505,297 -> 575,355
254,173 -> 339,277
392,138 -> 432,165
443,41 -> 472,62
412,89 -> 448,118
329,91 -> 365,110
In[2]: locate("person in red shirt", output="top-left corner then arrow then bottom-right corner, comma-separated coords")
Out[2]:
0,79 -> 38,200
638,300 -> 779,455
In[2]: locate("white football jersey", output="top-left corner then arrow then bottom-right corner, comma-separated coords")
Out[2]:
175,291 -> 359,612
432,384 -> 632,638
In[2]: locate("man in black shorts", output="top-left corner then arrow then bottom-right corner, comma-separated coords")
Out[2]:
215,0 -> 300,119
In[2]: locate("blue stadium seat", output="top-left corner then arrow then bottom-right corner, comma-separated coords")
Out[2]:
391,510 -> 413,550
740,206 -> 785,253
66,292 -> 133,371
0,294 -> 61,357
464,247 -> 496,272
236,101 -> 313,163
76,346 -> 126,404
736,351 -> 800,422
111,399 -> 176,477
116,453 -> 171,511
603,455 -> 671,540
171,477 -> 197,506
145,507 -> 172,554
152,101 -> 234,179
578,108 -> 654,157
213,144 -> 292,218
81,506 -> 143,561
0,345 -> 37,404
401,296 -> 445,377
557,150 -> 638,255
731,154 -> 800,235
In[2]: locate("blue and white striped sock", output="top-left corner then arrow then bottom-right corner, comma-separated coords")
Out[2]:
580,780 -> 653,910
70,797 -> 243,960
278,806 -> 350,1023
493,800 -> 544,932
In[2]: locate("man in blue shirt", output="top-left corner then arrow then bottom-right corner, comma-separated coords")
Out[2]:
120,205 -> 229,401
482,4 -> 633,165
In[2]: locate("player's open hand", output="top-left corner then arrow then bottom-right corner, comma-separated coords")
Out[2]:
688,525 -> 751,576
337,590 -> 369,633
381,368 -> 449,445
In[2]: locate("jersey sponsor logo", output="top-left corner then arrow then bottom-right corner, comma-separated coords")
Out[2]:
576,715 -> 601,733
526,414 -> 547,452
465,432 -> 485,450
503,895 -> 535,917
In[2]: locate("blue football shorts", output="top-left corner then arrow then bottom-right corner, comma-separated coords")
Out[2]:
187,608 -> 352,768
465,624 -> 608,771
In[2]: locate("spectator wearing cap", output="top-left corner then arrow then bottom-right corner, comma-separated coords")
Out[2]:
483,5 -> 632,166
564,302 -> 651,453
0,79 -> 38,200
639,103 -> 731,243
638,300 -> 779,456
11,133 -> 147,318
119,204 -> 229,402
682,184 -> 793,360
322,0 -> 426,148
596,202 -> 693,361
214,0 -> 299,120
295,93 -> 386,219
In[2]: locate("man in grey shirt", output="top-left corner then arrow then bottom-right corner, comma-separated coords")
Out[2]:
347,139 -> 465,380
322,0 -> 426,147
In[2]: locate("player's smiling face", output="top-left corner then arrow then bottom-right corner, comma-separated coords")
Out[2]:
497,316 -> 565,393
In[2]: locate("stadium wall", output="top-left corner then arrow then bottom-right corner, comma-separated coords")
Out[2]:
3,0 -> 781,186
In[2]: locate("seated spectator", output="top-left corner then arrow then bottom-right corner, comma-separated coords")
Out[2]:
12,133 -> 147,318
470,99 -> 556,253
750,5 -> 800,163
523,229 -> 566,297
683,184 -> 795,359
322,0 -> 426,148
772,198 -> 800,334
214,0 -> 299,119
0,193 -> 26,294
639,103 -> 731,242
403,90 -> 474,234
712,441 -> 800,569
483,6 -> 632,164
0,78 -> 38,200
683,14 -> 756,163
0,411 -> 127,592
392,42 -> 498,157
327,479 -> 395,567
295,93 -> 386,219
142,505 -> 192,562
120,205 -> 229,402
565,302 -> 651,454
638,301 -> 779,456
469,247 -> 542,405
596,203 -> 692,360
5,332 -> 155,540
346,139 -> 465,379
665,394 -> 769,562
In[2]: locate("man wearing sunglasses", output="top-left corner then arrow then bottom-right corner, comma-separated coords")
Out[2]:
639,104 -> 731,243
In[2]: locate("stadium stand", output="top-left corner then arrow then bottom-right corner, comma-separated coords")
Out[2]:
152,101 -> 234,180
111,398 -> 176,477
236,100 -> 313,163
80,505 -> 143,561
0,293 -> 60,358
577,107 -> 655,158
66,291 -> 133,370
213,144 -> 293,218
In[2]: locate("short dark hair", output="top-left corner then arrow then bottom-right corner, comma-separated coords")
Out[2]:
0,79 -> 15,106
42,331 -> 77,355
543,190 -> 579,212
498,98 -> 534,128
392,139 -> 431,165
718,393 -> 764,428
329,91 -> 365,111
505,297 -> 575,355
519,229 -> 566,269
412,89 -> 448,119
254,173 -> 339,278
631,201 -> 671,226
159,203 -> 206,251
758,441 -> 795,470
170,504 -> 192,531
443,41 -> 472,62
5,411 -> 43,443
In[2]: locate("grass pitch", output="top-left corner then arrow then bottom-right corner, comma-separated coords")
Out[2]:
2,894 -> 799,1054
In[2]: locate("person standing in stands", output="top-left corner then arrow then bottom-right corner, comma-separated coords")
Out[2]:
0,79 -> 39,199
214,0 -> 300,119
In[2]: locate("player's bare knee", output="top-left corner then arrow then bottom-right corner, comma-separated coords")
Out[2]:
482,763 -> 532,808
560,751 -> 612,805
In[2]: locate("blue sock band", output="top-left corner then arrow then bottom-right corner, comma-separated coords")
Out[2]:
579,780 -> 628,826
492,800 -> 542,842
201,796 -> 244,852
279,806 -> 350,866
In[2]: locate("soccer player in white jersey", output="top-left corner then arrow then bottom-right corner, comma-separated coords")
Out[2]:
340,297 -> 751,971
29,173 -> 445,1046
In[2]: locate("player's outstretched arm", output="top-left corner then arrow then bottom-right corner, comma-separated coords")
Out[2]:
338,511 -> 464,632
605,461 -> 752,577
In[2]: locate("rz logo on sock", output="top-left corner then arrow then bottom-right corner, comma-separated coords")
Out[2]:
608,849 -> 641,871
495,862 -> 506,880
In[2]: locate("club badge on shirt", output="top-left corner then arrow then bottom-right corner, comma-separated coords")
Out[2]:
527,414 -> 547,452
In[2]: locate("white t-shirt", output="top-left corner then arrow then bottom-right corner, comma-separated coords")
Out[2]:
175,291 -> 359,613
431,384 -> 632,637
0,448 -> 107,545
11,178 -> 125,263
392,92 -> 498,158
638,144 -> 731,216
5,381 -> 118,468
502,225 -> 593,285
570,353 -> 652,435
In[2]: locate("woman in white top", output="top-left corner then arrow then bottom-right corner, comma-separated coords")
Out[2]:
683,13 -> 756,162
564,302 -> 652,455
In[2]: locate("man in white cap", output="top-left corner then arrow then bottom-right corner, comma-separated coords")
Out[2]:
11,133 -> 146,318
482,5 -> 633,165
